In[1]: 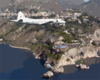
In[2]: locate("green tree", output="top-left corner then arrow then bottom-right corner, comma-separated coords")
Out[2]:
92,41 -> 97,46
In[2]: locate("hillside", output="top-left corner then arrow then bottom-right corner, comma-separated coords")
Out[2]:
75,0 -> 100,17
1,0 -> 100,17
0,0 -> 85,13
41,0 -> 64,13
0,10 -> 100,77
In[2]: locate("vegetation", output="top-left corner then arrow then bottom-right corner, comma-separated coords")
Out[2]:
31,16 -> 43,19
75,59 -> 85,65
15,23 -> 23,27
30,40 -> 63,62
92,41 -> 97,47
80,52 -> 84,56
24,24 -> 30,30
48,53 -> 62,61
59,31 -> 74,43
25,26 -> 42,34
47,41 -> 64,61
75,59 -> 81,65
48,14 -> 56,18
30,9 -> 38,13
0,35 -> 5,41
88,16 -> 95,22
16,8 -> 28,13
81,59 -> 85,64
82,12 -> 88,16
5,28 -> 15,36
66,58 -> 70,61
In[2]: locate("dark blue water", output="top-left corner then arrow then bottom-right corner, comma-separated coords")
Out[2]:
0,44 -> 100,80
51,64 -> 100,80
0,44 -> 48,80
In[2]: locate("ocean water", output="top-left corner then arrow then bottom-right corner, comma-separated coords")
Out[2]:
0,44 -> 100,80
0,44 -> 48,80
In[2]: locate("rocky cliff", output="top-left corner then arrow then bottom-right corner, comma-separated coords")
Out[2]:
52,45 -> 99,73
93,29 -> 100,41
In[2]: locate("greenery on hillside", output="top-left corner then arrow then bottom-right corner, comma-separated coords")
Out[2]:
31,16 -> 43,19
0,10 -> 100,63
58,31 -> 76,43
75,59 -> 85,65
92,41 -> 97,47
30,9 -> 39,13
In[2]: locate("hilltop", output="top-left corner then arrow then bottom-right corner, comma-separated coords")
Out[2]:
75,0 -> 100,17
0,0 -> 100,17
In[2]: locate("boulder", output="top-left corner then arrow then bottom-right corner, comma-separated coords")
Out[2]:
42,71 -> 54,79
76,64 -> 89,70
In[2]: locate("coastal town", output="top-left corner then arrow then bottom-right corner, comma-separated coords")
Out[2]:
0,2 -> 100,79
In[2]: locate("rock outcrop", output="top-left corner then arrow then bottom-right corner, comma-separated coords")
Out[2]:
82,46 -> 99,58
93,29 -> 100,41
42,71 -> 54,79
44,63 -> 52,69
76,64 -> 89,70
55,45 -> 99,73
52,66 -> 64,74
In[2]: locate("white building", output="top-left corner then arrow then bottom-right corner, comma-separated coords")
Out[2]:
83,19 -> 89,23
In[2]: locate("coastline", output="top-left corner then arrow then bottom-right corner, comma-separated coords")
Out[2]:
9,45 -> 31,51
0,42 -> 33,53
63,52 -> 100,74
1,43 -> 100,79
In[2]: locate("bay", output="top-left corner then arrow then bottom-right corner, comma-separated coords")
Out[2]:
0,44 -> 48,80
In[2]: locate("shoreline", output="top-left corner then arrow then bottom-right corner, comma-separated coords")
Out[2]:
0,42 -> 33,53
63,52 -> 100,74
1,43 -> 100,78
9,45 -> 31,51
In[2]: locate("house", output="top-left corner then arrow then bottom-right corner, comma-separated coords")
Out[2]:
83,19 -> 89,23
74,13 -> 81,17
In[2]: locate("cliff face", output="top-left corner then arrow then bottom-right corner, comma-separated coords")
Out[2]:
75,0 -> 100,17
83,46 -> 99,58
56,45 -> 99,68
93,29 -> 100,41
0,21 -> 59,53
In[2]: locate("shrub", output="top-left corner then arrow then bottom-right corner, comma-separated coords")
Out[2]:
81,59 -> 85,64
66,58 -> 70,61
59,31 -> 73,43
75,59 -> 81,65
75,59 -> 85,65
56,54 -> 61,61
92,41 -> 97,46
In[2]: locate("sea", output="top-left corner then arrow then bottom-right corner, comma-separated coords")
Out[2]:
0,44 -> 100,80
